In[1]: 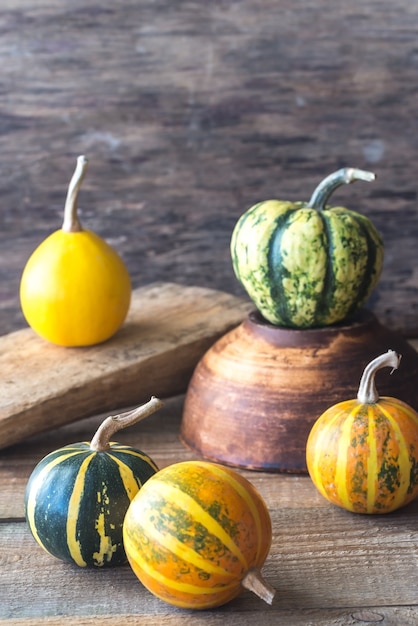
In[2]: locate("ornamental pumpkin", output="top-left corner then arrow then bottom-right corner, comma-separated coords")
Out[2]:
231,168 -> 384,328
306,351 -> 418,514
123,460 -> 275,609
24,397 -> 162,567
20,155 -> 131,346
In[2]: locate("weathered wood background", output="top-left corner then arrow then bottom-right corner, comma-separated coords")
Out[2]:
0,0 -> 417,336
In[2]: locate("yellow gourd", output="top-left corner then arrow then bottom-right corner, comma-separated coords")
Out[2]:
20,156 -> 131,346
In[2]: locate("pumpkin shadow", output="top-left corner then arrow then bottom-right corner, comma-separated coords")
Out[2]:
336,495 -> 418,534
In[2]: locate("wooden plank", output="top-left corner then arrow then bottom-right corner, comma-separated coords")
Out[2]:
0,0 -> 418,339
4,609 -> 418,626
0,282 -> 251,449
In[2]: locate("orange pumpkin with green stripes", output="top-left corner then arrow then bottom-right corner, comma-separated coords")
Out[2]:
306,351 -> 418,514
24,397 -> 162,567
123,460 -> 275,609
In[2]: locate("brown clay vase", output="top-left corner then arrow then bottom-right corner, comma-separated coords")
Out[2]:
180,309 -> 418,473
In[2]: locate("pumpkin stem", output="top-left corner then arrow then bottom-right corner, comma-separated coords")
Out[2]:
62,155 -> 88,233
90,396 -> 164,451
241,568 -> 276,605
307,168 -> 376,211
357,350 -> 401,404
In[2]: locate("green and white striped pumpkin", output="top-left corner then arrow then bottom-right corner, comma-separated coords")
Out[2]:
231,168 -> 384,328
24,398 -> 162,567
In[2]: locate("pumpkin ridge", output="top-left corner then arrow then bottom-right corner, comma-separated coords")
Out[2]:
124,532 -> 238,598
309,405 -> 351,500
375,402 -> 412,511
105,452 -> 147,498
366,406 -> 378,513
147,479 -> 249,569
66,453 -> 96,566
190,461 -> 270,563
25,448 -> 87,554
335,404 -> 363,511
231,200 -> 296,325
131,514 -> 236,578
343,210 -> 383,317
230,201 -> 268,283
317,210 -> 366,325
312,209 -> 334,325
276,208 -> 329,327
265,207 -> 297,324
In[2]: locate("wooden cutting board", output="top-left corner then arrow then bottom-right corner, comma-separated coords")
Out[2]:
0,282 -> 252,449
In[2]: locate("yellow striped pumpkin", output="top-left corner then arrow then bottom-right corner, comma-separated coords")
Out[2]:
24,398 -> 162,567
123,460 -> 275,609
306,351 -> 418,514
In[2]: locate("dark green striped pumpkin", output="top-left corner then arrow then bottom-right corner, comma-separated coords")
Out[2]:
231,168 -> 384,328
24,398 -> 161,567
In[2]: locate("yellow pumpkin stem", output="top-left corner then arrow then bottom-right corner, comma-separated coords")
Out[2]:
241,568 -> 276,605
308,167 -> 376,211
357,350 -> 401,404
62,155 -> 88,233
90,396 -> 164,451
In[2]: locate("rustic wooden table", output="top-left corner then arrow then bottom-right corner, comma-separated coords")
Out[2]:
1,1 -> 418,624
1,343 -> 418,626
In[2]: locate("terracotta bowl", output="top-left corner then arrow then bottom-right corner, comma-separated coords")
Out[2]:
180,309 -> 418,473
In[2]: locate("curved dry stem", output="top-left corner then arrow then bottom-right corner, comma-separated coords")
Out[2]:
307,167 -> 376,211
62,155 -> 88,232
90,396 -> 164,451
357,350 -> 401,404
241,568 -> 276,605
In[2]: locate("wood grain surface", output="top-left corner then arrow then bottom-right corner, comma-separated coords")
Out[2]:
0,0 -> 417,338
0,282 -> 251,449
1,376 -> 418,625
1,2 -> 418,623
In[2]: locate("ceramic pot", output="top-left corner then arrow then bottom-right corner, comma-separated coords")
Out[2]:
180,309 -> 418,473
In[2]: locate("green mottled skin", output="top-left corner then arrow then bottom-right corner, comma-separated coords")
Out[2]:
231,200 -> 384,328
